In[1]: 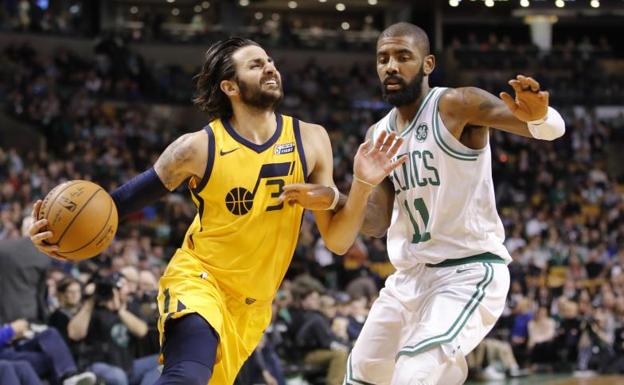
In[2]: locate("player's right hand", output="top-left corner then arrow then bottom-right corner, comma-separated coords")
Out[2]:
353,131 -> 406,187
279,183 -> 337,211
28,200 -> 65,260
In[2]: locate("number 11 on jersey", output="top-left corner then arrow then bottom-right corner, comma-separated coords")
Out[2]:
403,198 -> 431,244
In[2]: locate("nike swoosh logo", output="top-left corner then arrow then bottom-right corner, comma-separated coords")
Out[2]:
219,148 -> 239,156
456,268 -> 474,274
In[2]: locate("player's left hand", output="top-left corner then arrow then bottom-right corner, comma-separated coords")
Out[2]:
279,183 -> 336,210
353,130 -> 406,187
28,200 -> 69,262
499,74 -> 549,122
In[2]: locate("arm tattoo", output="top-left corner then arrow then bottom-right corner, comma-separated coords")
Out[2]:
459,87 -> 498,111
154,134 -> 196,190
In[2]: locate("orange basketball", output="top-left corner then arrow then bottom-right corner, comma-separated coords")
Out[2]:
38,180 -> 118,261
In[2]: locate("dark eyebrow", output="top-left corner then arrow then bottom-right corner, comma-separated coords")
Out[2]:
248,58 -> 264,65
395,49 -> 413,55
377,48 -> 413,56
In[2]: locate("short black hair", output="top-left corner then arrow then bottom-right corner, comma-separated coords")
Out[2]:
57,277 -> 80,294
193,37 -> 260,120
379,22 -> 430,55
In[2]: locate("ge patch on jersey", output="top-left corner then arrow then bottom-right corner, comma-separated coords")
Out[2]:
274,143 -> 295,155
416,123 -> 428,142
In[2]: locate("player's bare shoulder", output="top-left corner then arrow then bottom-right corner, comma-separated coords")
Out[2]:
298,120 -> 330,142
439,87 -> 497,119
296,120 -> 332,172
438,86 -> 503,137
155,128 -> 209,190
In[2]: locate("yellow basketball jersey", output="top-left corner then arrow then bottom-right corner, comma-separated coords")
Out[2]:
180,114 -> 307,302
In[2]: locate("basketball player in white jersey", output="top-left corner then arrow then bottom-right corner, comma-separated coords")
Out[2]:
281,23 -> 565,384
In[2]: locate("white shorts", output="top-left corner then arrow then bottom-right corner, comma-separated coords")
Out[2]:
346,259 -> 510,385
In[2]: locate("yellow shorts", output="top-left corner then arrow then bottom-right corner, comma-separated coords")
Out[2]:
157,250 -> 272,385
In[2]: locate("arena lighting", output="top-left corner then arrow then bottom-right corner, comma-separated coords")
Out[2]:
194,5 -> 202,12
368,0 -> 378,5
254,11 -> 263,19
520,0 -> 530,6
130,6 -> 138,14
171,7 -> 179,15
341,22 -> 350,30
485,0 -> 495,7
590,0 -> 600,7
201,1 -> 210,8
336,3 -> 346,11
319,0 -> 327,3
166,0 -> 174,3
288,1 -> 297,9
449,0 -> 460,7
239,0 -> 250,6
555,0 -> 565,7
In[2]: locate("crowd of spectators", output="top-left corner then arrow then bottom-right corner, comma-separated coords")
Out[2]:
445,33 -> 624,105
0,31 -> 624,385
0,0 -> 380,51
0,0 -> 85,36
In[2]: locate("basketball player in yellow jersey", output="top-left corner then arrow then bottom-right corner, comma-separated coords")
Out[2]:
28,37 -> 406,385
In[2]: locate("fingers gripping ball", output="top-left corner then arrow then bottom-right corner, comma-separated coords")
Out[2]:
38,180 -> 118,261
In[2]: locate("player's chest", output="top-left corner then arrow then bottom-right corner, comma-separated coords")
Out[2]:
208,146 -> 301,211
390,128 -> 441,193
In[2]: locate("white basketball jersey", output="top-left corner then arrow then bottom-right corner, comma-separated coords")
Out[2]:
373,87 -> 512,270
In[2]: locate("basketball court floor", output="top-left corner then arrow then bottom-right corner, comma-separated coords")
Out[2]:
466,374 -> 624,385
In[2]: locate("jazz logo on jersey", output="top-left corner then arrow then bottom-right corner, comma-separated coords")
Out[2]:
416,123 -> 428,142
225,162 -> 295,215
274,143 -> 295,155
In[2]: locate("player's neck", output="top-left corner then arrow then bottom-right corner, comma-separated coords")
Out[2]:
229,105 -> 277,145
394,85 -> 430,133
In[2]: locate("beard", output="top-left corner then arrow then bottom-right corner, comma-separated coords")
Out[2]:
381,68 -> 425,107
237,76 -> 283,110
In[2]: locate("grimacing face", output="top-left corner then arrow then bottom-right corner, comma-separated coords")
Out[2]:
376,35 -> 431,107
232,45 -> 283,110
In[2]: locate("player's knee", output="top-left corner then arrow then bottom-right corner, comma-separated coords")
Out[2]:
156,361 -> 212,385
392,369 -> 435,385
393,349 -> 468,385
392,351 -> 440,385
162,314 -> 218,368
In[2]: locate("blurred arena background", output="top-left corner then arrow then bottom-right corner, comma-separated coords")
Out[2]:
0,0 -> 624,384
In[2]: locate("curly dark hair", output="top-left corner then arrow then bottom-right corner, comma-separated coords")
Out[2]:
193,37 -> 259,120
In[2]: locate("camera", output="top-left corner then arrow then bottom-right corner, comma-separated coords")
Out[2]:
91,272 -> 124,302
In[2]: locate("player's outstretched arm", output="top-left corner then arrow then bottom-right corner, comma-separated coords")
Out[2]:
278,178 -> 394,238
281,125 -> 396,238
439,74 -> 564,140
28,130 -> 207,258
284,122 -> 405,255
